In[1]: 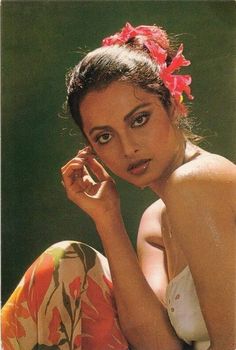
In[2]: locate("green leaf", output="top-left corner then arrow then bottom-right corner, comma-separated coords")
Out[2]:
45,267 -> 60,315
58,338 -> 68,346
59,321 -> 67,335
75,296 -> 81,309
71,243 -> 85,263
81,244 -> 96,272
47,247 -> 65,264
44,247 -> 65,314
32,344 -> 60,350
62,283 -> 73,320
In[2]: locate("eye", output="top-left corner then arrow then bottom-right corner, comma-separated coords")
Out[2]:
95,133 -> 112,145
131,113 -> 150,128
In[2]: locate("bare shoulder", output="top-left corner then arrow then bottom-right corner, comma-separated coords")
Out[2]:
164,154 -> 236,348
137,199 -> 165,247
173,152 -> 235,183
165,153 -> 236,208
163,152 -> 236,276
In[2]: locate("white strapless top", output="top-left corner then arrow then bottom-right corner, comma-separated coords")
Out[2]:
166,265 -> 210,350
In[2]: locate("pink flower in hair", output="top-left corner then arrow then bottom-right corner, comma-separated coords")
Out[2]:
144,42 -> 193,106
164,44 -> 191,74
161,71 -> 193,103
133,24 -> 169,49
158,44 -> 194,103
102,22 -> 169,49
102,22 -> 194,114
144,39 -> 167,65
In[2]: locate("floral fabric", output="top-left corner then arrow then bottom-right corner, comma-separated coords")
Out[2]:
1,241 -> 129,350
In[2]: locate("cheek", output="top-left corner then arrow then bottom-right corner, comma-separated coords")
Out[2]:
94,147 -> 122,170
145,120 -> 172,148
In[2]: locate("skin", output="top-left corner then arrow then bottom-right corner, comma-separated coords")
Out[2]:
61,81 -> 236,350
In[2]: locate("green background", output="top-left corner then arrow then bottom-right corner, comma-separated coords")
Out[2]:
2,1 -> 235,303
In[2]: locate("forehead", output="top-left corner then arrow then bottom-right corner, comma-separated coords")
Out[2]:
80,82 -> 160,130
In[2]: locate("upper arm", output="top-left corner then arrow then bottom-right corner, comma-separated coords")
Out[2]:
137,200 -> 169,305
166,163 -> 236,348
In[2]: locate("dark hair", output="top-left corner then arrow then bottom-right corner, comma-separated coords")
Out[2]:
66,32 -> 200,143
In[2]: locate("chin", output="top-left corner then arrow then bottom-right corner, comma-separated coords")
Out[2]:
126,174 -> 159,190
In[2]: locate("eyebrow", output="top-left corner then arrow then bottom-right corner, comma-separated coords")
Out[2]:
89,102 -> 151,136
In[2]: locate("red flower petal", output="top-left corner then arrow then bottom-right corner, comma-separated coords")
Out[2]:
81,300 -> 98,319
165,44 -> 191,75
1,339 -> 15,350
102,23 -> 193,110
69,276 -> 81,300
119,22 -> 136,42
81,276 -> 128,349
1,286 -> 29,347
74,334 -> 82,348
23,253 -> 54,322
134,24 -> 169,49
144,39 -> 167,64
103,275 -> 113,292
48,306 -> 61,344
163,74 -> 193,101
1,307 -> 26,339
102,22 -> 169,49
15,318 -> 26,338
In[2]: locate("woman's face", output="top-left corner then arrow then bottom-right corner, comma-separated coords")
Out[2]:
80,81 -> 184,189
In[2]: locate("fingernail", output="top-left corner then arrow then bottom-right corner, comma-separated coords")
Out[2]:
77,147 -> 89,155
74,157 -> 85,162
84,146 -> 92,153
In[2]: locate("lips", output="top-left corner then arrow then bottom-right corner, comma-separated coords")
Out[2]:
127,159 -> 151,175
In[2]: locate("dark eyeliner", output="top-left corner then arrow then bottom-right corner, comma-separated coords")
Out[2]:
95,132 -> 111,145
131,112 -> 150,128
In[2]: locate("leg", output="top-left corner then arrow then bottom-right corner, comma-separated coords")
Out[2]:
1,241 -> 129,350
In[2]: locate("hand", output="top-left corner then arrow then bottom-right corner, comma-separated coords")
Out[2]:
61,147 -> 120,222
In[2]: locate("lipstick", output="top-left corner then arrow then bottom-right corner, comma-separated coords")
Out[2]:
127,159 -> 151,175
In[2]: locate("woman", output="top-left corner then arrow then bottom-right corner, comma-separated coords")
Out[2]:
2,23 -> 235,350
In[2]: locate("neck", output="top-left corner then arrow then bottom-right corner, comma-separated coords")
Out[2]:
148,140 -> 201,198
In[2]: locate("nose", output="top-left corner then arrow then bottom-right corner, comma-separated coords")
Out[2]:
120,135 -> 139,158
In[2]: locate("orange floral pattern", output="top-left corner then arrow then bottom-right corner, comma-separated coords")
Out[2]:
1,286 -> 29,350
82,276 -> 128,349
1,241 -> 129,350
48,307 -> 62,344
23,252 -> 54,322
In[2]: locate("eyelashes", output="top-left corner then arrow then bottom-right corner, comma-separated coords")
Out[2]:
94,111 -> 150,145
95,132 -> 112,145
131,112 -> 150,128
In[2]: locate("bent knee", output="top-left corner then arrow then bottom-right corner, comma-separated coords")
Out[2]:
45,240 -> 99,260
43,240 -> 107,274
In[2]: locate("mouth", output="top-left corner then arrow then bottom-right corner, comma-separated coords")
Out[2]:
127,159 -> 151,175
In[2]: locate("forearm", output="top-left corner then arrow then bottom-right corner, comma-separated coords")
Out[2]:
96,212 -> 182,350
62,154 -> 182,348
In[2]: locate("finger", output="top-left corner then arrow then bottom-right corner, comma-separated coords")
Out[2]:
61,146 -> 93,172
77,146 -> 93,156
76,171 -> 96,190
62,162 -> 96,194
85,156 -> 111,182
62,162 -> 85,188
76,147 -> 93,161
61,157 -> 85,172
65,175 -> 100,208
62,161 -> 84,179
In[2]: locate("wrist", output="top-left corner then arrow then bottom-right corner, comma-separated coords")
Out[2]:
95,210 -> 125,235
